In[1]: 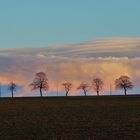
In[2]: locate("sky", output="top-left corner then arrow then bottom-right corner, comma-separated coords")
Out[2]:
0,0 -> 140,48
0,38 -> 140,97
0,1 -> 140,97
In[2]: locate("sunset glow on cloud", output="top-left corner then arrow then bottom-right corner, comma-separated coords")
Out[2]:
0,38 -> 140,97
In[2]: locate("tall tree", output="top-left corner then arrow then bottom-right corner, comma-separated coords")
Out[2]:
115,75 -> 134,95
77,83 -> 90,96
92,78 -> 104,96
62,82 -> 72,96
8,82 -> 17,98
30,72 -> 49,97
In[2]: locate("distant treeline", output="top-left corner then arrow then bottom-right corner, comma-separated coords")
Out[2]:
0,72 -> 134,98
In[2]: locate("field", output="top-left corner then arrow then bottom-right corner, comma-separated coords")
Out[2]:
0,96 -> 140,140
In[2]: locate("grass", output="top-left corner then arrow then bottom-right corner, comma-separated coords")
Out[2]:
0,95 -> 140,140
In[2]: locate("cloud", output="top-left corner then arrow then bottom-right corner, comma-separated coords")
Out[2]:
0,38 -> 140,96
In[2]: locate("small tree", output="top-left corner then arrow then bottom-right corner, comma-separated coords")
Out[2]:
8,82 -> 17,98
92,78 -> 104,96
77,83 -> 90,96
30,72 -> 49,97
62,82 -> 72,96
115,75 -> 134,95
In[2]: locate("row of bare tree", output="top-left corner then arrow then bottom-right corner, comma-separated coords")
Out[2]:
5,72 -> 134,98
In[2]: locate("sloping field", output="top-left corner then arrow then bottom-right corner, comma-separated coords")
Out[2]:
0,96 -> 140,140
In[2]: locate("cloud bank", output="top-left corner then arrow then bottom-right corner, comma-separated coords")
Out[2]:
0,38 -> 140,96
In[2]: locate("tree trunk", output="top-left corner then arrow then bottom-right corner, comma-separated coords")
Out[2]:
97,90 -> 99,96
66,91 -> 68,96
84,89 -> 87,96
12,90 -> 13,98
124,88 -> 127,96
40,88 -> 43,97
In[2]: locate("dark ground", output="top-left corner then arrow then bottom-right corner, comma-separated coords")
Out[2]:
0,95 -> 140,140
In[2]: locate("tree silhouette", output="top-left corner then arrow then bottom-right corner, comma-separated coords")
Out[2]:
30,72 -> 49,97
77,83 -> 90,96
8,82 -> 17,98
92,78 -> 104,96
62,82 -> 72,96
115,75 -> 134,95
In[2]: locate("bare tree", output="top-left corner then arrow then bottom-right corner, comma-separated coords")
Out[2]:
30,72 -> 49,97
92,78 -> 104,96
62,82 -> 72,96
8,82 -> 17,98
77,83 -> 90,96
115,75 -> 134,95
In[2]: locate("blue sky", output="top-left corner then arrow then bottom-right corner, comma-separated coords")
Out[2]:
0,0 -> 140,48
